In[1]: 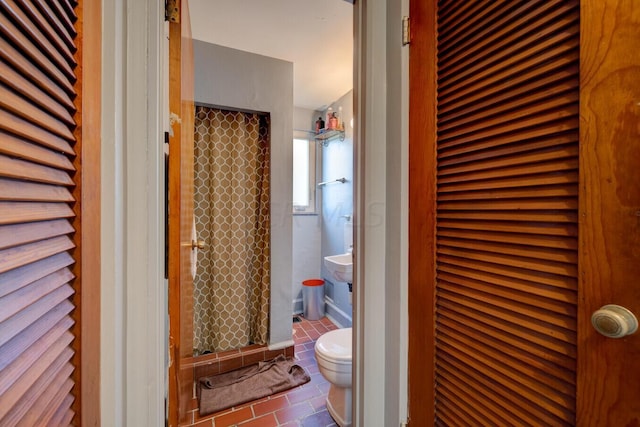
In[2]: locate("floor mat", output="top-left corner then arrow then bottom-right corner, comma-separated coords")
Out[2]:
198,354 -> 310,416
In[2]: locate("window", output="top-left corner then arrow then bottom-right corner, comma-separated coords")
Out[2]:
292,138 -> 316,213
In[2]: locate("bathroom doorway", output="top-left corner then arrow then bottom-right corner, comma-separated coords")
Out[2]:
170,0 -> 353,422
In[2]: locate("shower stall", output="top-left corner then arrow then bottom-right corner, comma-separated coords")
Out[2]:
192,105 -> 271,355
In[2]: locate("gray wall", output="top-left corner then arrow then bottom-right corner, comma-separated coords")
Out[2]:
321,90 -> 354,327
292,107 -> 322,314
193,41 -> 294,348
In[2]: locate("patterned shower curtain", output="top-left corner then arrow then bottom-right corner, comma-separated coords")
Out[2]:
192,106 -> 271,354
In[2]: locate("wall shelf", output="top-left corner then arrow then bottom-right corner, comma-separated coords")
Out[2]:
314,129 -> 345,146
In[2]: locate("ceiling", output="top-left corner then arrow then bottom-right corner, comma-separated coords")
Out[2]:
188,0 -> 354,111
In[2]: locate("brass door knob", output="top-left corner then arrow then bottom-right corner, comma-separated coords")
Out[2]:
191,240 -> 205,250
591,304 -> 638,338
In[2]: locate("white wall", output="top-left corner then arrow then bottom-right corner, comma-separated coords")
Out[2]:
292,107 -> 322,314
321,90 -> 354,327
192,41 -> 294,347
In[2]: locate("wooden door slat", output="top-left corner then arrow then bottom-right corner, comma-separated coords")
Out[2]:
0,131 -> 74,170
438,185 -> 578,202
438,254 -> 577,290
0,1 -> 76,78
439,316 -> 576,385
0,178 -> 74,202
0,85 -> 76,141
438,306 -> 576,370
0,235 -> 75,274
0,348 -> 73,425
438,228 -> 577,250
438,246 -> 578,277
439,172 -> 578,193
0,300 -> 74,372
0,284 -> 73,348
439,0 -> 564,70
439,140 -> 578,177
438,279 -> 576,329
437,350 -> 574,424
0,269 -> 74,323
438,383 -> 511,426
437,212 -> 578,225
0,252 -> 73,298
19,371 -> 74,427
0,39 -> 75,111
439,39 -> 579,104
0,109 -> 75,155
439,1 -> 576,79
0,155 -> 74,185
30,0 -> 76,49
439,21 -> 579,94
4,0 -> 76,65
0,323 -> 72,394
438,264 -> 577,304
439,332 -> 576,413
438,364 -> 533,426
49,396 -> 76,427
0,13 -> 75,94
0,60 -> 75,126
0,202 -> 74,225
438,158 -> 578,183
0,219 -> 74,251
41,0 -> 76,36
438,294 -> 576,353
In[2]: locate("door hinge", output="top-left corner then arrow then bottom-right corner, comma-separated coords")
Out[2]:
164,131 -> 169,145
402,16 -> 411,46
165,0 -> 179,23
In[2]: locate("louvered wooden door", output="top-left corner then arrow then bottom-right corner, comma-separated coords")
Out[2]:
409,0 -> 640,425
0,0 -> 98,426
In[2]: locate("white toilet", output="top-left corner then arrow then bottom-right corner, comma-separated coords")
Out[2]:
315,327 -> 352,427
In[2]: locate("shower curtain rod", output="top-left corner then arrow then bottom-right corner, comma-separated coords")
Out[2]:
317,177 -> 347,187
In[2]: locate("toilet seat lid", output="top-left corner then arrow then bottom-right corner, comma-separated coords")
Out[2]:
315,328 -> 352,361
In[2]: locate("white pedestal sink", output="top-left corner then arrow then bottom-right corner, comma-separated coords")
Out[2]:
324,253 -> 353,283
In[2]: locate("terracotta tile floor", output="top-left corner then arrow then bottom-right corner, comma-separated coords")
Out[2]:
190,316 -> 340,427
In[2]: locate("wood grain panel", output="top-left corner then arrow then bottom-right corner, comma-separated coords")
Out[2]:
407,0 -> 437,425
577,0 -> 640,423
